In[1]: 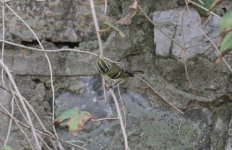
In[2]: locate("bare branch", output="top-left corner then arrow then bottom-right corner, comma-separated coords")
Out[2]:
0,39 -> 119,64
3,95 -> 14,146
0,105 -> 87,150
135,75 -> 184,114
117,84 -> 127,128
1,2 -> 5,86
109,89 -> 130,150
90,0 -> 104,59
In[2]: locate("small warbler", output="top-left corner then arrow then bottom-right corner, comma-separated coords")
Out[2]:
97,58 -> 137,85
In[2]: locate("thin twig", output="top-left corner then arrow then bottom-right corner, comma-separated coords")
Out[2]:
0,105 -> 87,150
1,1 -> 5,86
0,39 -> 119,63
22,97 -> 53,133
14,98 -> 53,149
1,84 -> 86,149
184,1 -> 232,73
37,135 -> 53,150
0,103 -> 34,150
138,5 -> 186,51
10,81 -> 57,149
90,1 -> 129,149
3,95 -> 14,146
89,0 -> 110,103
14,95 -> 30,125
94,117 -> 119,121
89,1 -> 129,149
177,119 -> 182,135
204,32 -> 232,72
109,89 -> 129,150
90,0 -> 104,59
188,0 -> 221,19
181,6 -> 193,88
139,4 -> 196,86
3,3 -> 64,149
102,76 -> 107,102
0,58 -> 41,149
10,86 -> 62,148
117,84 -> 127,128
104,0 -> 108,14
134,75 -> 184,114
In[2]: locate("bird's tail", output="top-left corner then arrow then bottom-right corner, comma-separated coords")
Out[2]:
132,70 -> 144,74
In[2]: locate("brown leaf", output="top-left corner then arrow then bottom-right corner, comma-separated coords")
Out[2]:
129,0 -> 138,9
115,0 -> 137,25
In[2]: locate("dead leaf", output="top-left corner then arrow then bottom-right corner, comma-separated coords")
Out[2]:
115,0 -> 138,25
54,107 -> 94,136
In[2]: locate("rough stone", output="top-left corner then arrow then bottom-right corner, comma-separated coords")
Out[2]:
226,115 -> 232,150
153,7 -> 221,62
210,101 -> 232,150
0,0 -> 231,150
154,26 -> 175,57
3,42 -> 98,76
54,77 -> 214,150
0,89 -> 13,148
1,0 -> 109,42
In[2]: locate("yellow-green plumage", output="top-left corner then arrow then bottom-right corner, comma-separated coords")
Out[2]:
97,58 -> 134,81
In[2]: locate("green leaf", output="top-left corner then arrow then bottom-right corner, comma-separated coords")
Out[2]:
54,107 -> 81,126
67,111 -> 93,136
220,9 -> 232,33
54,107 -> 94,136
220,32 -> 232,56
2,145 -> 14,150
192,0 -> 221,16
103,21 -> 125,38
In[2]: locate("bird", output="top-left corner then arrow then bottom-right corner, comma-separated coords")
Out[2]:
96,58 -> 137,85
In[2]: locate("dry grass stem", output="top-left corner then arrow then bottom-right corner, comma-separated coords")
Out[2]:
188,0 -> 221,18
117,84 -> 127,128
90,0 -> 104,59
138,5 -> 186,51
0,103 -> 34,150
0,58 -> 41,149
0,39 -> 119,63
102,76 -> 107,102
89,1 -> 129,149
104,0 -> 108,14
0,106 -> 87,150
180,7 -> 193,88
94,117 -> 119,121
184,1 -> 232,73
1,2 -> 5,86
3,95 -> 14,146
135,75 -> 184,114
109,89 -> 129,150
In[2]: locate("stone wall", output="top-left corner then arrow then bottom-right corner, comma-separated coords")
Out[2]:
0,0 -> 231,150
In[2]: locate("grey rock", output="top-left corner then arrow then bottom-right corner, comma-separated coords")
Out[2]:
0,89 -> 13,148
154,26 -> 175,57
0,76 -> 52,150
15,76 -> 52,127
55,77 -> 112,119
1,0 -> 109,42
126,56 -> 229,111
210,102 -> 232,150
4,42 -> 98,76
54,76 -> 213,150
0,0 -> 231,149
153,7 -> 221,62
226,116 -> 232,150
